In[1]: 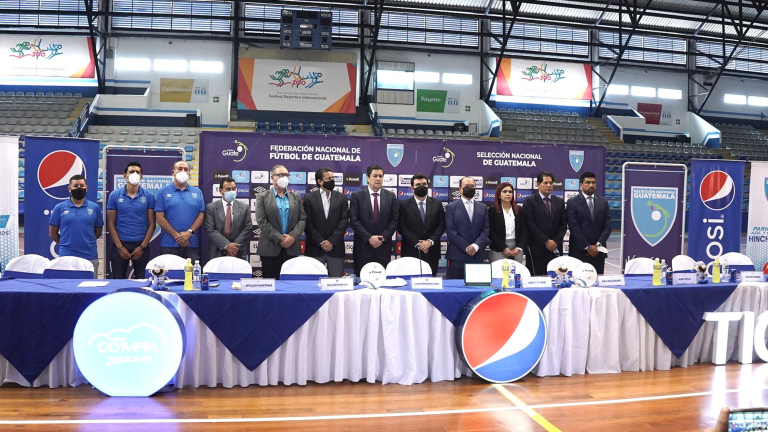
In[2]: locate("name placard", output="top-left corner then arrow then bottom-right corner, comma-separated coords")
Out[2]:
673,273 -> 697,285
522,277 -> 552,288
320,278 -> 354,291
411,277 -> 443,290
597,275 -> 625,287
741,271 -> 765,283
241,278 -> 276,292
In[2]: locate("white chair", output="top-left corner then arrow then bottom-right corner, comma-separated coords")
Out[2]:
3,254 -> 49,278
41,256 -> 94,279
721,252 -> 756,271
280,256 -> 328,280
546,256 -> 583,276
491,259 -> 530,279
203,257 -> 252,279
385,257 -> 432,278
671,255 -> 696,272
624,257 -> 655,275
145,254 -> 188,279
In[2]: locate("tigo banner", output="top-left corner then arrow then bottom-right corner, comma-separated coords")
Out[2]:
495,58 -> 592,100
0,137 -> 19,273
24,137 -> 99,259
159,78 -> 209,103
636,103 -> 672,125
416,89 -> 460,113
746,162 -> 768,269
1,35 -> 95,78
621,163 -> 687,270
237,59 -> 356,113
688,159 -> 745,263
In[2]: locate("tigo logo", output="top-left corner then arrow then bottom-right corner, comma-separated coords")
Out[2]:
700,170 -> 736,211
38,150 -> 87,200
231,170 -> 250,183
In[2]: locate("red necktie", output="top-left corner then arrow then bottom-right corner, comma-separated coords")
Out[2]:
544,197 -> 551,218
225,203 -> 232,237
373,193 -> 380,222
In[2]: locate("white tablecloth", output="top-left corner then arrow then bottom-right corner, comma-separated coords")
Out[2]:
2,284 -> 766,388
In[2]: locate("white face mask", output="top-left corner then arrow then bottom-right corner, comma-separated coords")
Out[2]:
276,176 -> 290,189
175,171 -> 189,184
127,172 -> 141,186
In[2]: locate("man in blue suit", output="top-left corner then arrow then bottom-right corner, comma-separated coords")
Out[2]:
445,176 -> 490,279
566,171 -> 611,274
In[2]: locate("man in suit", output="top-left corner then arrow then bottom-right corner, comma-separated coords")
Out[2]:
445,176 -> 490,279
566,171 -> 611,274
523,171 -> 568,276
398,174 -> 446,276
255,165 -> 306,279
303,167 -> 349,277
349,164 -> 399,276
204,176 -> 252,261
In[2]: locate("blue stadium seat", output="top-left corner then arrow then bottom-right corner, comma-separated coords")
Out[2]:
185,154 -> 192,161
19,169 -> 24,178
184,145 -> 195,153
302,123 -> 312,134
256,122 -> 266,133
313,124 -> 324,134
99,171 -> 103,179
97,192 -> 103,200
268,122 -> 278,133
19,150 -> 24,158
18,190 -> 24,199
335,124 -> 347,136
324,124 -> 335,135
291,123 -> 301,134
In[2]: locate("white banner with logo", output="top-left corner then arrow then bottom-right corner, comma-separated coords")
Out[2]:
0,137 -> 19,273
0,35 -> 95,78
495,58 -> 592,100
747,162 -> 768,270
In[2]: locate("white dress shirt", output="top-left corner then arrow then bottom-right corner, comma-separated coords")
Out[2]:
413,196 -> 434,245
502,205 -> 516,240
321,189 -> 332,219
462,197 -> 479,252
368,187 -> 382,212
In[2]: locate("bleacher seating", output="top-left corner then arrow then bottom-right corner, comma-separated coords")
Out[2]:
716,123 -> 768,160
496,110 -> 609,145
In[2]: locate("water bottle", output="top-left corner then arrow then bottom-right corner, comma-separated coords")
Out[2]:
510,264 -> 517,289
660,259 -> 667,285
184,258 -> 193,291
193,260 -> 202,283
712,257 -> 721,284
652,258 -> 662,286
722,261 -> 730,283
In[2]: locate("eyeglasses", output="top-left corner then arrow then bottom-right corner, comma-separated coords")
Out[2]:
272,173 -> 290,178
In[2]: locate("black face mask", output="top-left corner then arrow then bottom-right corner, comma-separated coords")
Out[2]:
414,185 -> 428,197
322,180 -> 335,191
462,187 -> 476,199
71,188 -> 87,200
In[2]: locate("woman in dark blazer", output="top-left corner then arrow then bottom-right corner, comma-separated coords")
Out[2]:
488,182 -> 527,263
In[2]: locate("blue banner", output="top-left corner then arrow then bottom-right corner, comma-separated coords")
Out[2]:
688,159 -> 745,263
24,137 -> 99,259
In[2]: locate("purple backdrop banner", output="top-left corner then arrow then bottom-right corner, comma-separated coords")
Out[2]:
199,132 -> 606,275
621,163 -> 687,270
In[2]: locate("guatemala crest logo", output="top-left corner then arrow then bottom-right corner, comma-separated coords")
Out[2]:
87,209 -> 94,215
140,196 -> 146,204
764,177 -> 768,201
569,150 -> 584,172
630,186 -> 678,247
387,144 -> 404,168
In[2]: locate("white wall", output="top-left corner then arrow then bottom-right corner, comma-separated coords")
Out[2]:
697,75 -> 768,118
109,37 -> 232,126
600,66 -> 688,122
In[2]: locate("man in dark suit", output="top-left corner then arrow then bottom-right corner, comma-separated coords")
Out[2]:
349,164 -> 399,276
398,174 -> 446,276
445,176 -> 490,279
303,167 -> 349,277
566,171 -> 612,274
204,176 -> 252,260
255,165 -> 306,279
523,171 -> 567,276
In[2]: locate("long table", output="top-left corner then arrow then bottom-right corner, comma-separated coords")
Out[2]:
0,277 -> 763,388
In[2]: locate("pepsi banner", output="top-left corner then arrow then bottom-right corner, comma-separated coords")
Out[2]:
24,137 -> 99,259
747,162 -> 768,269
0,137 -> 19,273
199,132 -> 606,275
621,163 -> 687,270
688,159 -> 745,263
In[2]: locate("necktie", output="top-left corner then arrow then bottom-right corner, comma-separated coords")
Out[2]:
373,193 -> 379,222
466,200 -> 473,223
419,201 -> 425,222
588,196 -> 595,222
224,203 -> 232,237
544,196 -> 551,218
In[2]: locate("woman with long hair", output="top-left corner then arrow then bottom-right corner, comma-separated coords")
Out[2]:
488,182 -> 527,263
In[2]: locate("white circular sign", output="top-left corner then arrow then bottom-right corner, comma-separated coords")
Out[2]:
360,262 -> 387,288
73,289 -> 185,396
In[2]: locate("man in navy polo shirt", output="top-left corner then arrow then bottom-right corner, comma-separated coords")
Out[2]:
155,161 -> 205,260
106,161 -> 156,279
49,174 -> 104,277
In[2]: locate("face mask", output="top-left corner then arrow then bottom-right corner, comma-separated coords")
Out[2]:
414,185 -> 428,198
223,191 -> 237,202
462,187 -> 476,199
127,172 -> 141,186
276,176 -> 290,189
71,188 -> 87,200
322,180 -> 335,191
175,171 -> 189,184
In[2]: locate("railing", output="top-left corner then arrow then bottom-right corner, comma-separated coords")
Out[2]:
67,102 -> 90,137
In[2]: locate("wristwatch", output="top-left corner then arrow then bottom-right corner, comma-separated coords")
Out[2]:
188,229 -> 194,235
140,244 -> 147,250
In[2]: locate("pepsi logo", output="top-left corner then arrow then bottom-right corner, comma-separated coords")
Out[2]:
398,191 -> 404,196
700,170 -> 735,211
456,292 -> 547,383
38,151 -> 87,200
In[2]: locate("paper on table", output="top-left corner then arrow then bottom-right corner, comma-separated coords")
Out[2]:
77,281 -> 109,287
597,246 -> 609,254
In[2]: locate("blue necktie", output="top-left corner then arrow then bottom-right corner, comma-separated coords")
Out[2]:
419,201 -> 425,222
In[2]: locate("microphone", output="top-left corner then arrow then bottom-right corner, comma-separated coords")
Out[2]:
416,243 -> 424,277
554,248 -> 561,257
527,245 -> 536,275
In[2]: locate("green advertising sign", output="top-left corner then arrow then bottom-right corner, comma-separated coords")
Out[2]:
416,89 -> 448,113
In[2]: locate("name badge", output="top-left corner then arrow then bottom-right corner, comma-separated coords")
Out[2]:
673,273 -> 697,285
741,271 -> 764,282
320,278 -> 354,291
241,278 -> 276,292
597,275 -> 625,286
411,277 -> 443,290
522,277 -> 552,288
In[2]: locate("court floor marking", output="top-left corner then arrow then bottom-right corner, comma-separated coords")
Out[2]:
493,384 -> 561,431
0,385 -> 764,425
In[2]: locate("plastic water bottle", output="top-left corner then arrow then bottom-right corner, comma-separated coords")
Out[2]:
712,257 -> 721,283
193,260 -> 202,283
510,264 -> 517,289
660,259 -> 668,285
652,258 -> 662,286
722,261 -> 730,283
184,258 -> 193,291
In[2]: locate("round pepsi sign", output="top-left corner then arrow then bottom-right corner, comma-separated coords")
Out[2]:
37,150 -> 87,200
456,291 -> 547,383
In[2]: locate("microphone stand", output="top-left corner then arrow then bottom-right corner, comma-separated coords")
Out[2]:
417,244 -> 424,277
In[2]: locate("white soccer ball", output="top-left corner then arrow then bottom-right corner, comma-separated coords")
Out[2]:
572,263 -> 598,287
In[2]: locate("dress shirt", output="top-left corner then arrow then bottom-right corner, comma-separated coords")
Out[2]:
321,189 -> 332,219
462,197 -> 479,252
